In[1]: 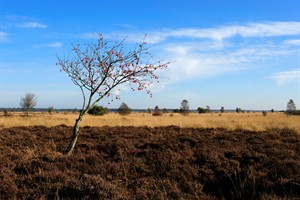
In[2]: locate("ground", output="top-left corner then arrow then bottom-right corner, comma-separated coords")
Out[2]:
1,125 -> 299,199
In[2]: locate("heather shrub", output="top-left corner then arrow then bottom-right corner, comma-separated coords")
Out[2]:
152,112 -> 163,116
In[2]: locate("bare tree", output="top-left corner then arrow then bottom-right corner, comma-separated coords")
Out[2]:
181,99 -> 189,115
57,33 -> 170,155
286,99 -> 296,112
220,106 -> 225,113
206,105 -> 211,113
20,93 -> 37,116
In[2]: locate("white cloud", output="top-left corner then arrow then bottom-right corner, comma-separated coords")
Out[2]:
77,32 -> 99,39
162,40 -> 298,83
284,39 -> 300,46
268,69 -> 300,85
166,48 -> 243,82
3,15 -> 47,29
145,21 -> 300,42
0,32 -> 10,42
33,42 -> 62,48
16,22 -> 47,28
47,42 -> 62,47
75,21 -> 300,45
69,21 -> 300,88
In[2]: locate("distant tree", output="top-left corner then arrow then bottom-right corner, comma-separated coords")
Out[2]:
162,108 -> 168,113
152,105 -> 162,116
180,100 -> 189,115
48,106 -> 55,114
286,99 -> 296,112
20,93 -> 37,116
236,107 -> 242,113
220,106 -> 225,113
147,108 -> 151,114
88,105 -> 108,116
197,107 -> 207,114
206,105 -> 211,113
117,102 -> 131,115
154,105 -> 160,113
271,109 -> 274,113
57,33 -> 169,155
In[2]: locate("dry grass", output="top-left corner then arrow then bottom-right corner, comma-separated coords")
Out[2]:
0,111 -> 299,133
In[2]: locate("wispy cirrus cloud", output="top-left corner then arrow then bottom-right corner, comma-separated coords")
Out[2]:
71,21 -> 300,87
3,14 -> 47,29
268,69 -> 300,85
161,39 -> 298,83
163,44 -> 246,82
33,42 -> 62,48
0,32 -> 10,43
46,42 -> 62,47
164,21 -> 300,40
77,21 -> 300,44
16,22 -> 47,29
140,21 -> 300,43
284,39 -> 300,46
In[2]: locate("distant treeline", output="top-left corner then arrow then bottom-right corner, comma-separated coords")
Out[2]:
286,110 -> 300,115
0,107 -> 286,113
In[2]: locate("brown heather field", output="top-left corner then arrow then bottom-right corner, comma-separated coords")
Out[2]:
0,112 -> 299,199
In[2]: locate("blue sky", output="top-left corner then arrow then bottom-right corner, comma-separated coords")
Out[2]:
1,0 -> 300,110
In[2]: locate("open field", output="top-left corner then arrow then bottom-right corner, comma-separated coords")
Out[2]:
1,112 -> 299,199
1,126 -> 300,199
1,112 -> 299,133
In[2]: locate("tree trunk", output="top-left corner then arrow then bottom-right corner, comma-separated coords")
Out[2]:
64,114 -> 84,155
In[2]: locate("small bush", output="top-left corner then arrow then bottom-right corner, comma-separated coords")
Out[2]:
88,105 -> 108,116
173,109 -> 180,113
285,110 -> 300,115
72,108 -> 78,113
4,110 -> 11,116
197,107 -> 208,114
262,111 -> 267,116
